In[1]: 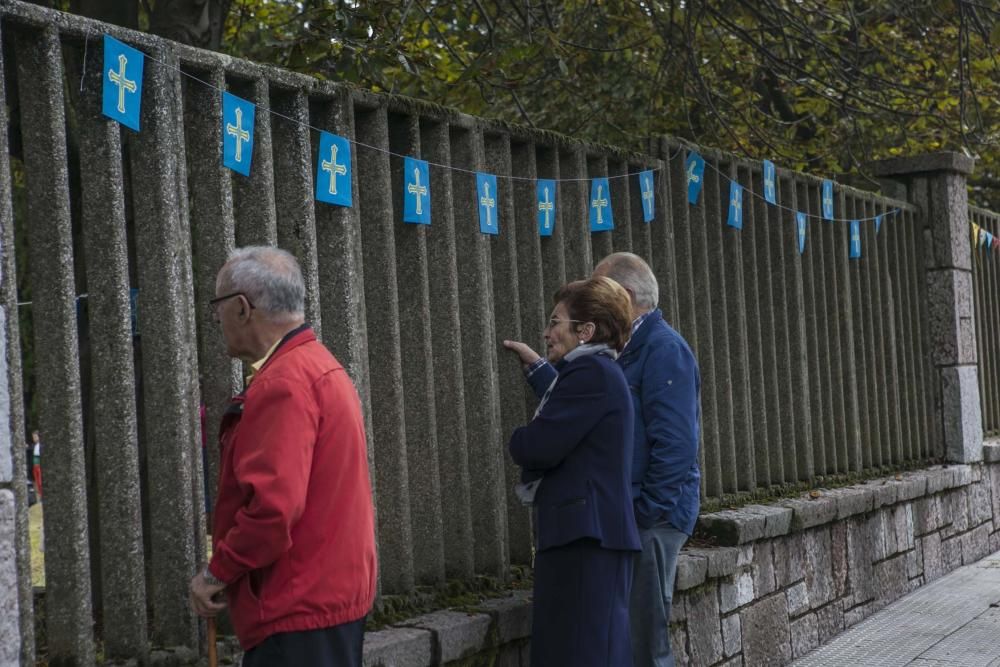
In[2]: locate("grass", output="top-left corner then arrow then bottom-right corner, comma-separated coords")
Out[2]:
29,501 -> 44,588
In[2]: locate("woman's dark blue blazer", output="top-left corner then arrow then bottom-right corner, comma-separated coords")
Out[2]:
509,352 -> 641,553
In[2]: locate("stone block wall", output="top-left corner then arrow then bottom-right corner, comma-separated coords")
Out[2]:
670,453 -> 1000,666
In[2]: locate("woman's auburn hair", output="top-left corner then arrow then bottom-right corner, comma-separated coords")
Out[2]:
554,276 -> 632,352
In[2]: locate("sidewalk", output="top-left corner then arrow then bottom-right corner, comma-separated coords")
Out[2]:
793,549 -> 1000,666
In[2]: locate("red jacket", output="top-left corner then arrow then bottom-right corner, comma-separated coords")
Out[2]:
210,326 -> 377,650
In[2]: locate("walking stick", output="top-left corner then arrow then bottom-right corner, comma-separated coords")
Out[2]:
207,618 -> 218,667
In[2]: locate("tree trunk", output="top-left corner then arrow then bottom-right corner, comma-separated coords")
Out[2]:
149,0 -> 233,50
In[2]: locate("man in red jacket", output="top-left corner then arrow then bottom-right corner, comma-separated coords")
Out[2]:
189,246 -> 377,666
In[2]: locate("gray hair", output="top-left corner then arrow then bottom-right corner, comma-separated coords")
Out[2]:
219,246 -> 305,322
594,252 -> 659,310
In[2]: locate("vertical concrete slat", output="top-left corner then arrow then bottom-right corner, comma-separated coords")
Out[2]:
13,26 -> 95,663
669,145 -> 708,497
783,177 -> 814,482
704,158 -> 738,494
609,158 -> 633,255
450,124 -> 508,577
537,145 -> 566,301
691,155 -> 722,498
560,147 -> 592,281
183,67 -> 240,532
750,164 -> 790,484
983,212 -> 1000,434
588,155 -> 613,262
796,180 -> 826,476
882,204 -> 906,462
310,87 -> 375,492
725,163 -> 753,492
508,139 -> 543,564
78,44 -> 148,661
892,211 -> 919,462
388,113 -> 444,585
354,104 -> 413,593
231,76 -> 278,247
867,198 -> 896,465
649,152 -> 678,328
746,167 -> 776,485
809,183 -> 839,473
768,174 -> 799,483
420,119 -> 475,578
129,46 -> 199,649
847,196 -> 875,470
485,132 -> 532,564
0,19 -> 33,665
835,190 -> 863,473
271,88 -> 322,336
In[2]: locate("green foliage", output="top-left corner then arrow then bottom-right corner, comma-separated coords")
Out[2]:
217,0 -> 1000,208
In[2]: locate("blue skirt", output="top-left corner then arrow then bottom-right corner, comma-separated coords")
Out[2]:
531,538 -> 634,666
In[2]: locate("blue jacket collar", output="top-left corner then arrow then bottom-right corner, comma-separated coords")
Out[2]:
624,308 -> 663,353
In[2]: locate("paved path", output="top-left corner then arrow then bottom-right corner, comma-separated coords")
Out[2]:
793,550 -> 1000,666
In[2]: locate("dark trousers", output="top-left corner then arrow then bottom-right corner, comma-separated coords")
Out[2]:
241,617 -> 365,667
532,538 -> 634,666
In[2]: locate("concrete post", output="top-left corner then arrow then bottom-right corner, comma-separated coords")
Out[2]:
873,152 -> 982,463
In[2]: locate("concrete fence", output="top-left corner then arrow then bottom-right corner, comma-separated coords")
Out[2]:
971,205 -> 1000,436
0,1 -> 989,664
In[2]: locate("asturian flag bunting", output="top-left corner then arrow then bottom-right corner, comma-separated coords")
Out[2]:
822,180 -> 835,221
763,160 -> 777,205
537,179 -> 556,237
639,170 -> 655,223
477,172 -> 499,235
315,132 -> 352,207
403,157 -> 431,224
850,219 -> 861,258
102,35 -> 144,131
727,182 -> 743,229
686,152 -> 705,205
222,92 -> 255,176
589,178 -> 614,232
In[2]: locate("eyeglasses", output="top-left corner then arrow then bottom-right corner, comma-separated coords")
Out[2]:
545,317 -> 585,330
208,292 -> 255,320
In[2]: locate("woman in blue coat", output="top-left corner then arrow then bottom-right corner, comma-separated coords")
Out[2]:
507,276 -> 641,666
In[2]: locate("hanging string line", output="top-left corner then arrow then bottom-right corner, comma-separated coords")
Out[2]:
102,38 -> 904,219
698,153 -> 902,225
125,47 -> 679,182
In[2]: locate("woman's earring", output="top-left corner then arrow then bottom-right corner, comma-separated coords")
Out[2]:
579,339 -> 585,345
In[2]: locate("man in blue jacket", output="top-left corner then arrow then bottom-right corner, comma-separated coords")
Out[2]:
504,252 -> 700,667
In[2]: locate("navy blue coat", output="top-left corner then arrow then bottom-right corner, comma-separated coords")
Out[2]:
530,310 -> 702,534
512,352 -> 641,553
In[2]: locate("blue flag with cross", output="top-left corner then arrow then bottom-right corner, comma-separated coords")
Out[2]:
875,214 -> 884,235
315,132 -> 352,207
639,170 -> 655,223
477,173 -> 499,235
797,212 -> 807,254
537,179 -> 556,237
763,160 -> 777,205
850,219 -> 861,258
686,152 -> 705,205
102,35 -> 144,131
222,92 -> 255,176
589,177 -> 614,232
727,181 -> 743,229
822,180 -> 835,221
403,157 -> 431,225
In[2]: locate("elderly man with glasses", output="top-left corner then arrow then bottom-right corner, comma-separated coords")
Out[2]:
189,246 -> 376,666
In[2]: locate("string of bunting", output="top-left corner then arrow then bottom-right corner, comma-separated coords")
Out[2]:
971,222 -> 1000,255
101,34 -> 899,256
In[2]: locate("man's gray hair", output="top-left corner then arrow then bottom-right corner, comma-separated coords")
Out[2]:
595,252 -> 659,310
220,246 -> 305,322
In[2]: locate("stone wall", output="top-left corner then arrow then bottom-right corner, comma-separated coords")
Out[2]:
670,448 -> 1000,666
346,444 -> 1000,667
